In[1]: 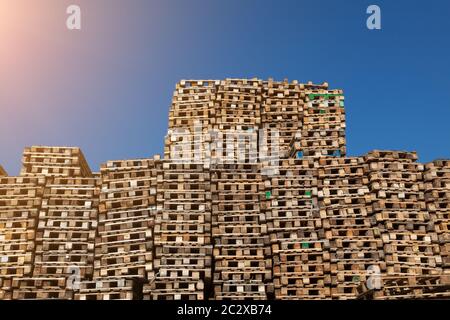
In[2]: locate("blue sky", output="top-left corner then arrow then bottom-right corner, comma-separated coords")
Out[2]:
1,0 -> 449,174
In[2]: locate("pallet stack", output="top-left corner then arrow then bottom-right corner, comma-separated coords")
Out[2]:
260,79 -> 303,161
95,158 -> 159,279
264,159 -> 330,299
318,157 -> 383,299
211,164 -> 271,300
144,162 -> 212,300
289,87 -> 345,159
20,146 -> 92,177
75,158 -> 160,300
164,79 -> 341,166
165,80 -> 218,163
424,160 -> 450,273
357,274 -> 450,299
0,176 -> 44,299
17,176 -> 100,300
8,147 -> 98,300
214,79 -> 261,163
34,177 -> 99,278
364,150 -> 444,299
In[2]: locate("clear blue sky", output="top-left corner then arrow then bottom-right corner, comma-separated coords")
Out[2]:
1,0 -> 449,174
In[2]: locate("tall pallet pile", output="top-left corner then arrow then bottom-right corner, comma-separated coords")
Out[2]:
95,158 -> 159,280
165,80 -> 218,163
164,79 -> 343,166
8,147 -> 98,300
260,79 -> 303,161
318,157 -> 383,299
364,150 -> 446,299
211,164 -> 271,300
144,162 -> 212,300
0,176 -> 44,299
75,158 -> 160,300
424,160 -> 450,273
214,79 -> 261,163
264,159 -> 330,299
20,176 -> 99,300
36,177 -> 98,277
20,146 -> 92,177
289,86 -> 345,159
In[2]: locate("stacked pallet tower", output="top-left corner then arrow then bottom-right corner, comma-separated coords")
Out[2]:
0,175 -> 44,299
264,159 -> 330,299
29,176 -> 98,300
20,146 -> 92,177
165,78 -> 327,166
424,160 -> 450,273
214,79 -> 261,164
7,147 -> 98,299
144,162 -> 212,300
260,79 -> 303,162
165,80 -> 218,163
289,84 -> 346,159
75,158 -> 159,300
318,157 -> 383,299
361,151 -> 447,299
211,164 -> 271,299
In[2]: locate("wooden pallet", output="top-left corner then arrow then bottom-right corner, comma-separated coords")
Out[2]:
10,277 -> 72,300
20,146 -> 92,178
357,274 -> 450,300
74,278 -> 139,300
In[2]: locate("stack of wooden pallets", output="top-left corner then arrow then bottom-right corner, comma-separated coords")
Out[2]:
211,164 -> 271,300
264,159 -> 330,299
23,176 -> 100,299
164,79 -> 346,166
289,87 -> 345,159
20,146 -> 92,177
260,79 -> 303,161
357,274 -> 450,299
165,80 -> 218,163
0,176 -> 44,299
144,162 -> 212,300
214,79 -> 261,164
318,157 -> 383,299
215,79 -> 262,130
75,157 -> 160,300
8,146 -> 98,300
95,158 -> 159,279
364,150 -> 444,299
424,160 -> 450,273
33,177 -> 98,278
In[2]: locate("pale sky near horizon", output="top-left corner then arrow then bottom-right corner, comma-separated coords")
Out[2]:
1,0 -> 449,174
